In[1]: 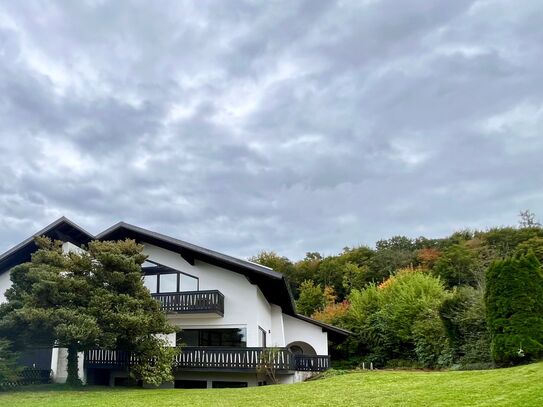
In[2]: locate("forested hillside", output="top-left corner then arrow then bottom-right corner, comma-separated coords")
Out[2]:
250,211 -> 543,369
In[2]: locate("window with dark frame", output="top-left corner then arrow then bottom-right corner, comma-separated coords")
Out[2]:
142,262 -> 198,294
177,328 -> 247,347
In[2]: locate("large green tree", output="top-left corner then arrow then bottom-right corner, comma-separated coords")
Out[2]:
0,237 -> 176,386
432,244 -> 483,288
485,253 -> 543,366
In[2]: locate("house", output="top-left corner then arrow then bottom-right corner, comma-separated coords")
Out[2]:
0,217 -> 349,388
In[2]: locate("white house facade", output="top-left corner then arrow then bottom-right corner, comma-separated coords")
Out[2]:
0,218 -> 349,388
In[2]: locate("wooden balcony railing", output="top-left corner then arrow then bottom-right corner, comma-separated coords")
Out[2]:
175,347 -> 293,371
84,347 -> 330,372
152,290 -> 224,316
294,354 -> 330,371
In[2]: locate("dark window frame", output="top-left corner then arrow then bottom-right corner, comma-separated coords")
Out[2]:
177,328 -> 247,348
142,261 -> 199,294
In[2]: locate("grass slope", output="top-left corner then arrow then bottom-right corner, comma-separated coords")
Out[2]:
1,362 -> 542,407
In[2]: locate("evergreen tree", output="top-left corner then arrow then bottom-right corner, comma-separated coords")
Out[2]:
0,237 -> 176,386
485,253 -> 543,366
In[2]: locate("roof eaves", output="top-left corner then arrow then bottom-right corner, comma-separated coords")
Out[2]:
97,222 -> 283,279
294,313 -> 351,336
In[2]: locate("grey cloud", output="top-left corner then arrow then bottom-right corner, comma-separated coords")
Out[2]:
0,0 -> 542,260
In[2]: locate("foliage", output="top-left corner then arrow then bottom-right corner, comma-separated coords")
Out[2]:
347,270 -> 451,367
296,280 -> 334,316
0,340 -> 19,385
440,287 -> 491,365
514,237 -> 543,263
485,253 -> 543,366
129,338 -> 179,387
256,347 -> 280,384
518,209 -> 541,228
0,237 -> 176,386
312,300 -> 350,326
431,244 -> 483,288
341,263 -> 368,294
480,227 -> 543,258
248,251 -> 297,293
416,247 -> 441,269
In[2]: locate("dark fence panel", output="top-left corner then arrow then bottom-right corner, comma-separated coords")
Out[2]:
0,368 -> 52,391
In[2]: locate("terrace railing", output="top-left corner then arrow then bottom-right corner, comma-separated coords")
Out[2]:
84,347 -> 329,372
294,354 -> 330,371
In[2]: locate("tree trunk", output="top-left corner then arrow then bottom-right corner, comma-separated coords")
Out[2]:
66,344 -> 82,386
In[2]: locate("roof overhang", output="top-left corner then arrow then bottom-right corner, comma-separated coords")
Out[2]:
0,217 -> 93,275
293,313 -> 351,342
96,222 -> 297,315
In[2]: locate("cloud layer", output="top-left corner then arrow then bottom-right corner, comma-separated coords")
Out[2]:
1,0 -> 542,259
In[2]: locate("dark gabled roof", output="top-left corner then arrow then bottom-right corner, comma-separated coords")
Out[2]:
0,217 -> 349,338
96,221 -> 297,315
0,217 -> 93,274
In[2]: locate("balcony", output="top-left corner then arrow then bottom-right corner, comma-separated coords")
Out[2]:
84,347 -> 330,372
151,290 -> 224,316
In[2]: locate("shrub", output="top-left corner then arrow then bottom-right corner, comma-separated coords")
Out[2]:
440,287 -> 492,365
485,253 -> 543,366
348,270 -> 451,368
0,340 -> 19,386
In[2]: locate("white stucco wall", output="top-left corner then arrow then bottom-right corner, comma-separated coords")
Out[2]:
143,243 -> 263,346
143,243 -> 329,355
0,270 -> 11,303
62,241 -> 84,254
255,288 -> 272,346
283,314 -> 328,355
270,305 -> 286,347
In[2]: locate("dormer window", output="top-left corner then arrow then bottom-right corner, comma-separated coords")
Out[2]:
142,261 -> 198,294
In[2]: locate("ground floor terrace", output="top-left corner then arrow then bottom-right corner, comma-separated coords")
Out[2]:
84,346 -> 330,388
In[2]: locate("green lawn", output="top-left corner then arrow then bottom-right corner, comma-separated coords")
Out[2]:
1,362 -> 542,407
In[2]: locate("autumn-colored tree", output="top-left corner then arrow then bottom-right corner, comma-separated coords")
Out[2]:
416,248 -> 441,269
312,301 -> 350,326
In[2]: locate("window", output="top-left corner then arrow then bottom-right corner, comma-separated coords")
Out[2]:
175,380 -> 207,389
258,326 -> 267,347
289,345 -> 304,355
143,275 -> 157,294
177,328 -> 247,347
159,273 -> 177,293
179,273 -> 198,291
212,381 -> 247,388
142,261 -> 199,294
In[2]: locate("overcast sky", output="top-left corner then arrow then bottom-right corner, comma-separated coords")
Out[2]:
0,1 -> 542,260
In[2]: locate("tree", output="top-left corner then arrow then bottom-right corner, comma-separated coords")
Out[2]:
249,251 -> 294,276
515,237 -> 543,263
0,237 -> 176,386
440,287 -> 491,365
519,210 -> 541,228
348,269 -> 451,367
485,253 -> 543,366
342,262 -> 368,294
432,244 -> 483,288
249,251 -> 297,293
312,300 -> 350,327
296,280 -> 325,316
